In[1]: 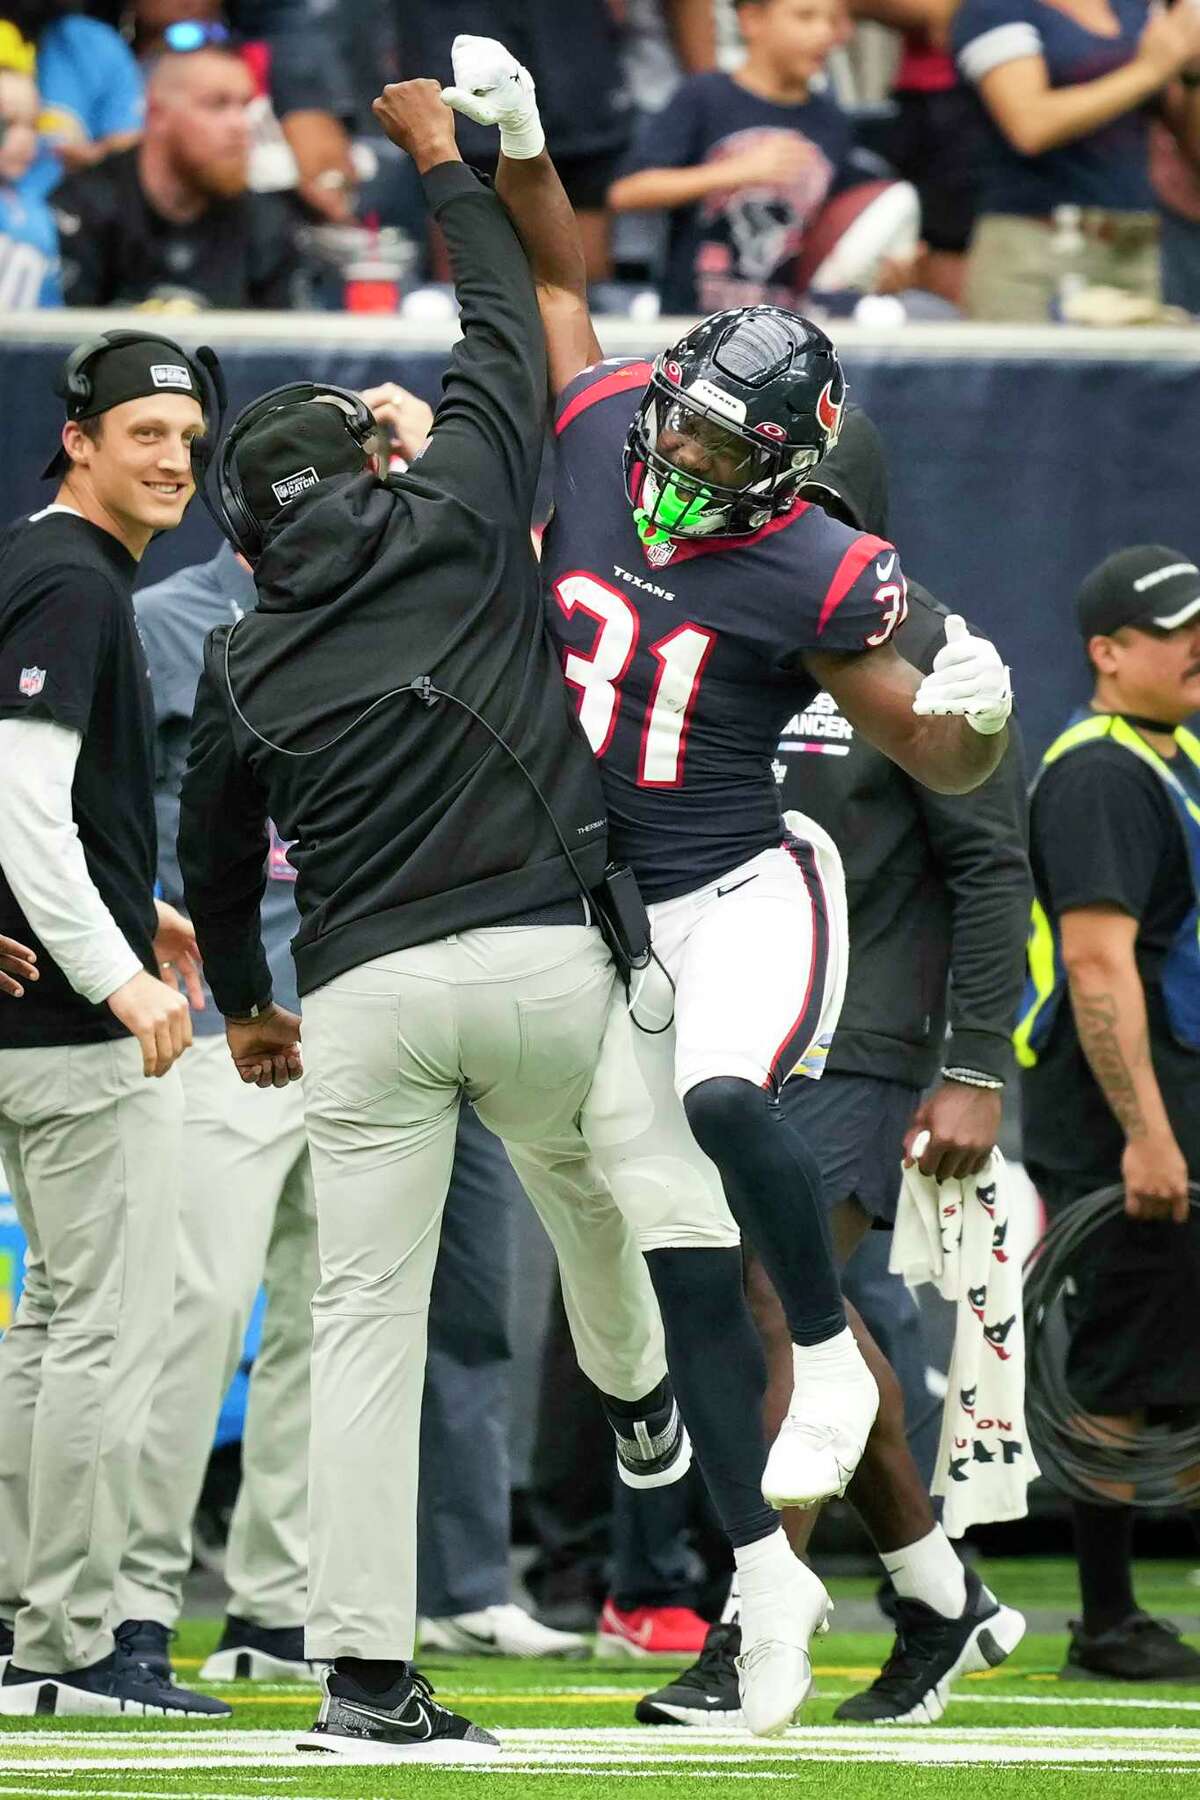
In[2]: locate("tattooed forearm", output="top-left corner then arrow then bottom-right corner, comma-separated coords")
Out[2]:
1072,989 -> 1150,1139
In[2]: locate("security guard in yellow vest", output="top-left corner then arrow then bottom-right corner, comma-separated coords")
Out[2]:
1018,545 -> 1200,1686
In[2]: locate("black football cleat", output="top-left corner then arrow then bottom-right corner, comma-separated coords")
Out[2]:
635,1620 -> 744,1728
1063,1613 -> 1200,1683
297,1663 -> 500,1762
835,1568 -> 1025,1724
604,1379 -> 693,1490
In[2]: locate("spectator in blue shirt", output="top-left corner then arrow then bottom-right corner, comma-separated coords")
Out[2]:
608,0 -> 871,314
0,44 -> 60,304
8,3 -> 144,202
953,0 -> 1200,317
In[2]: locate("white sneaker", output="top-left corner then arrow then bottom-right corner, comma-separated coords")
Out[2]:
417,1603 -> 589,1660
762,1332 -> 879,1509
736,1557 -> 831,1738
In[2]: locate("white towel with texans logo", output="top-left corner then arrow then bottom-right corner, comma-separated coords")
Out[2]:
889,1145 -> 1038,1538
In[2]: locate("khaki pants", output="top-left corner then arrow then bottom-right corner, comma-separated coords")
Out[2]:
301,926 -> 666,1661
964,211 -> 1161,322
115,1036 -> 316,1631
0,1038 -> 183,1672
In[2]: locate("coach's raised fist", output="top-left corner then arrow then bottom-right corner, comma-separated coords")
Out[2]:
372,80 -> 461,173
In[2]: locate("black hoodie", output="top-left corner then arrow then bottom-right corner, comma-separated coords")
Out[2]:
178,164 -> 608,1012
779,408 -> 1032,1087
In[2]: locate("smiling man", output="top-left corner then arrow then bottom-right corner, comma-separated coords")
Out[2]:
0,331 -> 228,1720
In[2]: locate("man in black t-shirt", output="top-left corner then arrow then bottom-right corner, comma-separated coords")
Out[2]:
52,46 -> 306,309
0,333 -> 228,1721
1020,545 -> 1200,1685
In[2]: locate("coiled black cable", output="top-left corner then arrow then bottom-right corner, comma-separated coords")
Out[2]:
1023,1182 -> 1200,1508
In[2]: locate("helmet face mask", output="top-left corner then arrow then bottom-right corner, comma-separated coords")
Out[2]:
623,306 -> 845,547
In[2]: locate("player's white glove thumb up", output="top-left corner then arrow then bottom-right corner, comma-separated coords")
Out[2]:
442,34 -> 545,160
912,614 -> 1012,735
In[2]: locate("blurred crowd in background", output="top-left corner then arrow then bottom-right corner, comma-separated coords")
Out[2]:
4,0 -> 1200,325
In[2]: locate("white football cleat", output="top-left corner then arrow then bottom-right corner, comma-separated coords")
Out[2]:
762,1330 -> 879,1509
417,1603 -> 589,1660
736,1555 -> 831,1737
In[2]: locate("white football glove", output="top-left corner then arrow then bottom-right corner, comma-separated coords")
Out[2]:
441,34 -> 545,161
912,614 -> 1012,735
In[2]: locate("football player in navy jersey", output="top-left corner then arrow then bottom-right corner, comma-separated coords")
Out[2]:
444,34 -> 1013,1737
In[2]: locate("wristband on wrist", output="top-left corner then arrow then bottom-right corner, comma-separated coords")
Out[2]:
942,1065 -> 1005,1091
498,113 -> 545,159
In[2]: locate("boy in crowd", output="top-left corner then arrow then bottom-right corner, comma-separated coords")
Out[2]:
608,0 -> 871,312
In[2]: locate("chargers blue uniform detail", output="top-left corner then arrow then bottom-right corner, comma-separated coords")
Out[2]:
543,359 -> 909,903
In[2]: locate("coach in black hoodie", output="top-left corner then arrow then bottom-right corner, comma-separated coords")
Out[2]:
177,83 -> 671,1762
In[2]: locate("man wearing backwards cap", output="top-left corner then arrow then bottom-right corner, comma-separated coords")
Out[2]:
0,331 -> 230,1718
1016,545 -> 1200,1685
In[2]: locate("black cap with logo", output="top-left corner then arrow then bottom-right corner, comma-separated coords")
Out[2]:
42,335 -> 207,480
1076,545 -> 1200,639
232,398 -> 373,528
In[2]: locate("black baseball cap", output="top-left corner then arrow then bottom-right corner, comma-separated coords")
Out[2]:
42,334 -> 207,479
1076,545 -> 1200,639
233,397 -> 372,528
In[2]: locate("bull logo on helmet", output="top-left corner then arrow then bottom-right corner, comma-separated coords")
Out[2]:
816,379 -> 843,445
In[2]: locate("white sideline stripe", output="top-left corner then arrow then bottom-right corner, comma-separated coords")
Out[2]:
6,1724 -> 1200,1752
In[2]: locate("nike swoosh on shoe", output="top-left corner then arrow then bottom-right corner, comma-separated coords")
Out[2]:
341,1699 -> 433,1741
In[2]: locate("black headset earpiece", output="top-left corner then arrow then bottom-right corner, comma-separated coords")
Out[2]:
209,382 -> 378,564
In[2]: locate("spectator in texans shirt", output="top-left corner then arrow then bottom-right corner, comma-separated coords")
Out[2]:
609,0 -> 875,313
953,0 -> 1200,319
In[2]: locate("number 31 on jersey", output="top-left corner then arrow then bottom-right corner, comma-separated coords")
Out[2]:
553,572 -> 715,788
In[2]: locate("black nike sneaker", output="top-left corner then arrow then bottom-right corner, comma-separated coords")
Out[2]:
297,1664 -> 500,1762
1063,1613 -> 1200,1683
604,1379 -> 693,1490
835,1568 -> 1025,1725
635,1621 -> 743,1728
0,1646 -> 231,1718
200,1614 -> 321,1683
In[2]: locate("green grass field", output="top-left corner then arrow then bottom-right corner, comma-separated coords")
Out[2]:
2,1559 -> 1200,1799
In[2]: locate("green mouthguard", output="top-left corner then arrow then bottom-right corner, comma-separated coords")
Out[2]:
635,474 -> 713,545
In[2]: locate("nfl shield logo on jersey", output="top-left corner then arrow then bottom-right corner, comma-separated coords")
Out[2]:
18,666 -> 46,697
645,540 -> 676,569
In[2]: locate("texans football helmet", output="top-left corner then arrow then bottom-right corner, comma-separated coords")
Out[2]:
624,306 -> 846,544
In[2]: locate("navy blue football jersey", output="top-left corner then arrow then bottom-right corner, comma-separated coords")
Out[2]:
542,359 -> 910,903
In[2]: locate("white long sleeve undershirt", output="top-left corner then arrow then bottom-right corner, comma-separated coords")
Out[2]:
0,716 -> 144,1005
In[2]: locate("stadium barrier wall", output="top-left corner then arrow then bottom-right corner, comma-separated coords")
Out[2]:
4,312 -> 1200,763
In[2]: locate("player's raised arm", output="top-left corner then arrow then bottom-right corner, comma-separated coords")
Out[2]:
442,35 -> 603,398
805,619 -> 1011,795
